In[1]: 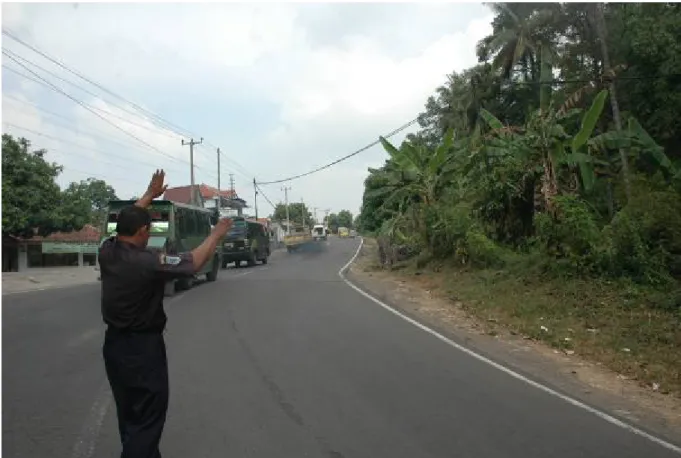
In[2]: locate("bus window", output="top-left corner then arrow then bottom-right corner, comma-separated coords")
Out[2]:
106,209 -> 169,234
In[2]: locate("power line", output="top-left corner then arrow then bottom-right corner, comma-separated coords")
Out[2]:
3,50 -> 193,168
2,28 -> 198,139
195,142 -> 252,180
3,93 -> 177,155
2,62 -> 180,139
254,183 -> 276,210
1,121 -> 211,179
197,140 -> 256,180
24,141 -> 161,187
256,118 -> 419,185
3,28 -> 254,177
3,48 -> 180,139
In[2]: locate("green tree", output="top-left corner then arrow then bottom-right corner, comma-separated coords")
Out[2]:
63,178 -> 118,229
1,134 -> 89,238
337,210 -> 354,229
272,202 -> 313,229
359,1 -> 681,279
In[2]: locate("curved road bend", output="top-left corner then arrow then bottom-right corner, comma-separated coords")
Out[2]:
3,238 -> 680,458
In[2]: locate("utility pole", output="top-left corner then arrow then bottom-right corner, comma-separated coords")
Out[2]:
216,148 -> 221,214
300,198 -> 305,227
313,207 -> 318,225
324,209 -> 330,229
229,174 -> 235,195
181,137 -> 203,206
282,185 -> 291,235
253,178 -> 258,220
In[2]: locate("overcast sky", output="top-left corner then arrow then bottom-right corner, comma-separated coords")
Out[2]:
2,2 -> 493,218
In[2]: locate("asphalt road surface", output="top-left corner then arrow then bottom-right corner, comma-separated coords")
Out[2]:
3,238 -> 680,458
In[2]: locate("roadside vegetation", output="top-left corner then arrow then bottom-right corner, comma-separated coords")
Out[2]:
356,3 -> 681,395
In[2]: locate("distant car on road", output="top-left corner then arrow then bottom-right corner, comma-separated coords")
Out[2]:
312,224 -> 328,241
338,227 -> 349,238
349,230 -> 357,238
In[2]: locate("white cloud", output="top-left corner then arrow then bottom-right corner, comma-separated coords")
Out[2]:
2,2 -> 493,215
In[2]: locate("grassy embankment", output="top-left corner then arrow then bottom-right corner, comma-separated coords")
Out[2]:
357,238 -> 681,397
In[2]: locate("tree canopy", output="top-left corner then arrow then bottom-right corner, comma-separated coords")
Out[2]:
2,134 -> 119,238
272,202 -> 313,229
63,178 -> 119,229
359,2 -> 681,288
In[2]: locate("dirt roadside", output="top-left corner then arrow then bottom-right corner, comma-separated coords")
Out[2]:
345,238 -> 681,446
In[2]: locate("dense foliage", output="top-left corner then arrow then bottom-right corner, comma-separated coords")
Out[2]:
2,134 -> 118,238
359,3 -> 681,299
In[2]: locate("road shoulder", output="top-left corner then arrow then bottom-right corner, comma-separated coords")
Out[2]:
344,238 -> 681,446
2,267 -> 99,295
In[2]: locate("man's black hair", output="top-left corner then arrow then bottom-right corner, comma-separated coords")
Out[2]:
116,205 -> 152,236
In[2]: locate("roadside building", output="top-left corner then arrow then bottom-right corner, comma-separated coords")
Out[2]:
2,224 -> 101,272
163,184 -> 247,216
269,222 -> 286,247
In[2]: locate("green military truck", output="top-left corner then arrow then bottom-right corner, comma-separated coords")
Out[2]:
101,200 -> 222,296
221,216 -> 270,268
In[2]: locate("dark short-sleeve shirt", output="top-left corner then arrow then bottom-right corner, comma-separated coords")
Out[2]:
99,237 -> 195,332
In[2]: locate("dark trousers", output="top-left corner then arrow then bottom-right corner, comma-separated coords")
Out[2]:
103,328 -> 169,458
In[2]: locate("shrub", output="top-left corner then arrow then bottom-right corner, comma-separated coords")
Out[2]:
462,228 -> 509,268
427,201 -> 474,258
534,195 -> 606,273
604,187 -> 681,283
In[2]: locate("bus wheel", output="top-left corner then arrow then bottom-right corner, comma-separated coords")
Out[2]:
261,255 -> 268,265
247,251 -> 256,267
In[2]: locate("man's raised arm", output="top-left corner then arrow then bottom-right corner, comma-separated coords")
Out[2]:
136,169 -> 168,208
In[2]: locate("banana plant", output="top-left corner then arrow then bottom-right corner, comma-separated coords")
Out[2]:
374,127 -> 457,207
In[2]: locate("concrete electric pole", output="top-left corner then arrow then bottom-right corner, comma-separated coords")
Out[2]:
253,178 -> 258,220
216,148 -> 221,213
282,185 -> 291,235
300,198 -> 305,227
181,137 -> 203,206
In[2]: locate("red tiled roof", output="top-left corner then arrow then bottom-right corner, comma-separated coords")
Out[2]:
199,184 -> 236,199
163,185 -> 200,204
163,184 -> 237,204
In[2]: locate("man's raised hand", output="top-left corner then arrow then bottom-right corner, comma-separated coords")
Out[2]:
212,218 -> 234,238
147,169 -> 168,199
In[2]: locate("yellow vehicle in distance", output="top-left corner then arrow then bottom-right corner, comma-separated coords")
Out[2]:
284,226 -> 312,252
338,227 -> 350,238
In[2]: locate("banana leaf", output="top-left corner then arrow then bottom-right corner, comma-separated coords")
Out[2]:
572,89 -> 608,152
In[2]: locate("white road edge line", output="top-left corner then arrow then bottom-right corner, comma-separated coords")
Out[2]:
71,381 -> 112,458
338,237 -> 681,455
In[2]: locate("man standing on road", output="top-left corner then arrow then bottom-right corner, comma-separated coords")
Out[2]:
99,170 -> 232,458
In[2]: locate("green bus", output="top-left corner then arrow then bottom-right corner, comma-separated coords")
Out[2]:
101,200 -> 221,296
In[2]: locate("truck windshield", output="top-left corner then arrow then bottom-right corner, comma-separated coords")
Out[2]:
107,209 -> 170,234
226,220 -> 248,239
